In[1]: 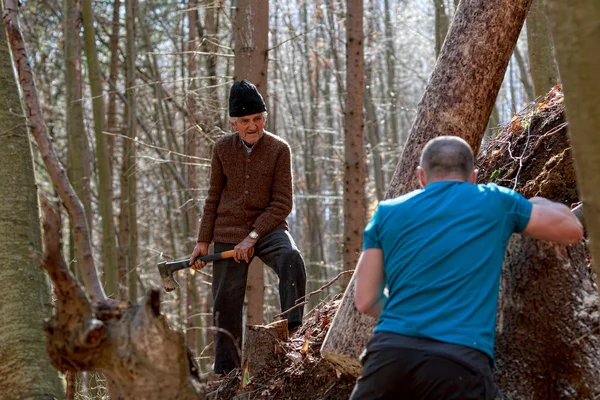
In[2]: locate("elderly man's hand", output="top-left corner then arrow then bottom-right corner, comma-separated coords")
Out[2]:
190,242 -> 210,270
234,236 -> 257,263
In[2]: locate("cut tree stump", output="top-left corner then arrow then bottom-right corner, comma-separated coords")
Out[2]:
242,319 -> 288,385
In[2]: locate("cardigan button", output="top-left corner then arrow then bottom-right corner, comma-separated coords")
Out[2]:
246,175 -> 250,179
244,190 -> 249,194
246,158 -> 251,163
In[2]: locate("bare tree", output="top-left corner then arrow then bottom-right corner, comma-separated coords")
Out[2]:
233,0 -> 269,325
343,0 -> 365,279
81,0 -> 118,296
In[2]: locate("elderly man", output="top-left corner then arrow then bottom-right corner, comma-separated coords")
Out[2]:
350,136 -> 583,399
190,80 -> 306,375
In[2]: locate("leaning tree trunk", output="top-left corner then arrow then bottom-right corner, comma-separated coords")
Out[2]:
494,236 -> 600,398
322,0 -> 533,377
387,0 -> 533,198
0,12 -> 64,398
547,0 -> 600,286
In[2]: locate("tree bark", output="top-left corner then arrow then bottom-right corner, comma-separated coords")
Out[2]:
106,0 -> 121,180
81,0 -> 118,293
125,0 -> 138,301
65,0 -> 92,282
233,0 -> 269,325
185,0 -> 201,355
547,0 -> 600,285
322,0 -> 533,377
242,320 -> 288,380
433,0 -> 450,56
513,44 -> 535,102
494,236 -> 600,398
343,0 -> 365,279
526,0 -> 558,98
0,10 -> 64,397
386,0 -> 533,198
383,0 -> 400,154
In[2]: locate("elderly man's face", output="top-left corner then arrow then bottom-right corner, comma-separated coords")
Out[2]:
230,112 -> 266,145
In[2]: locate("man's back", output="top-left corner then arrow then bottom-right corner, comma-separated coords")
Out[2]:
365,181 -> 532,359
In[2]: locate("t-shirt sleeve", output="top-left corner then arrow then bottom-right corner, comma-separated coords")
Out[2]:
363,206 -> 382,249
498,186 -> 533,233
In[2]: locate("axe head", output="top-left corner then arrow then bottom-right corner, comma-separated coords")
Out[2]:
158,261 -> 180,292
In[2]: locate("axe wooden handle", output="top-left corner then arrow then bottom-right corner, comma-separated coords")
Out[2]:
158,248 -> 255,292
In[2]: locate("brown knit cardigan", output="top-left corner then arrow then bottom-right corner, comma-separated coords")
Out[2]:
197,131 -> 293,244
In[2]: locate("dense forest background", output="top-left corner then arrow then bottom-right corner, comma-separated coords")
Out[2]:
1,0 -> 576,397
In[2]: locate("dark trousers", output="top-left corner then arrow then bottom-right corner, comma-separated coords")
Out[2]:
350,347 -> 497,400
212,229 -> 306,374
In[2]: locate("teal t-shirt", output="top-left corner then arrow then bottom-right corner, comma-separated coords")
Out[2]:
363,181 -> 532,360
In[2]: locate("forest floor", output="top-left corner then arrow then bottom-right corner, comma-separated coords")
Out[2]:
206,85 -> 580,400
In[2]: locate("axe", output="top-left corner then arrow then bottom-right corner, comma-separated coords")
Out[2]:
158,248 -> 254,292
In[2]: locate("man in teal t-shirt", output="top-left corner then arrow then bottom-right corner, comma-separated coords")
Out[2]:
350,136 -> 583,400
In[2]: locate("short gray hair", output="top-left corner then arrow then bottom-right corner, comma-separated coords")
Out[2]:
420,136 -> 474,181
229,111 -> 268,124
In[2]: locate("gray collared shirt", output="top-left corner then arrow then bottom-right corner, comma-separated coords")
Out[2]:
239,132 -> 261,154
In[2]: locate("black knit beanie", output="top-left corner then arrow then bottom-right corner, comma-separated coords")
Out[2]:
229,80 -> 267,117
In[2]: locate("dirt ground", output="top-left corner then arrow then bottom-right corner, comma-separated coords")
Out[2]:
206,294 -> 356,400
206,85 -> 580,400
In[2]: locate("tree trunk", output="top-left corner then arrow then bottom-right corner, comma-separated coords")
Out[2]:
526,0 -> 558,98
125,0 -> 138,301
65,0 -> 92,281
322,0 -> 532,377
387,0 -> 533,198
547,0 -> 600,285
383,0 -> 399,153
364,63 -> 385,202
233,0 -> 269,325
184,0 -> 201,356
494,236 -> 600,398
242,320 -> 288,380
513,44 -> 535,102
106,0 -> 121,180
81,0 -> 118,294
343,0 -> 365,281
433,0 -> 450,56
0,14 -> 64,398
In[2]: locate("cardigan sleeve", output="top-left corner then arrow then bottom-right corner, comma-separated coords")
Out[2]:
252,144 -> 293,237
197,144 -> 225,243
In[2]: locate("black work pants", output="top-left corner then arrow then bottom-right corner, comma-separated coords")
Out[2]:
212,229 -> 306,374
349,346 -> 497,400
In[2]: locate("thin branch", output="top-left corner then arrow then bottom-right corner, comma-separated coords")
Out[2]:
268,24 -> 322,51
273,270 -> 354,319
103,131 -> 210,162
